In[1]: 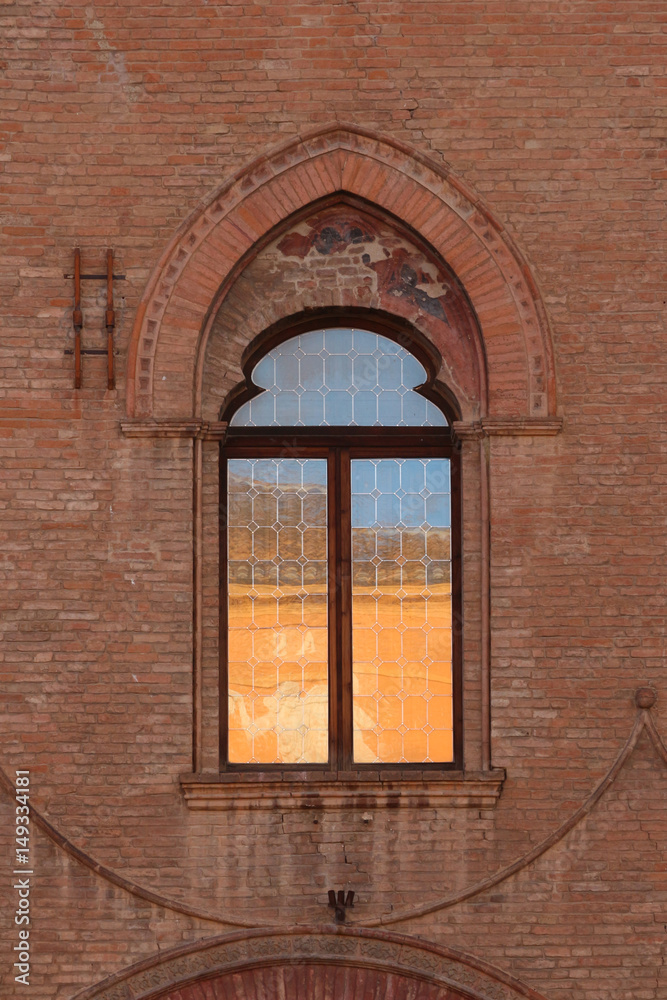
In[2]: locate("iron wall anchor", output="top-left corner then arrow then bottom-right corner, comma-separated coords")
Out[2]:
328,889 -> 355,923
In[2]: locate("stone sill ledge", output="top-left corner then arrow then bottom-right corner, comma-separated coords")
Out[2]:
180,769 -> 505,810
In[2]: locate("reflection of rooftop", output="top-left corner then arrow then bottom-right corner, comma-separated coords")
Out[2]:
227,472 -> 327,495
228,586 -> 452,625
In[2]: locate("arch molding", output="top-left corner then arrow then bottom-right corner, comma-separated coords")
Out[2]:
126,124 -> 556,423
72,927 -> 551,1000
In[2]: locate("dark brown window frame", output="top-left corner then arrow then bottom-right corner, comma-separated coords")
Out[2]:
220,431 -> 461,773
218,316 -> 463,775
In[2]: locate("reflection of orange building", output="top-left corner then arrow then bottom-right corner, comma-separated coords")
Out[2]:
227,452 -> 453,765
228,586 -> 329,763
353,588 -> 453,763
229,586 -> 453,764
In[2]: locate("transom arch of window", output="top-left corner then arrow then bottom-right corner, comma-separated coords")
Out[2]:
220,319 -> 461,772
220,310 -> 462,428
229,327 -> 447,429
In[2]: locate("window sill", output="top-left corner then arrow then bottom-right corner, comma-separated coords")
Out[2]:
179,769 -> 505,811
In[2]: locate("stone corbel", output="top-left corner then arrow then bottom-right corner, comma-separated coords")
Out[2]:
120,419 -> 228,441
452,416 -> 562,443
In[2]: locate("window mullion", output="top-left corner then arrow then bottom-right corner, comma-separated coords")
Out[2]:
337,448 -> 353,770
327,449 -> 339,769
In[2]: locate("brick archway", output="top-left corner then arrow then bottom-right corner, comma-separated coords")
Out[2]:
72,928 -> 551,1000
158,965 -> 483,1000
198,196 -> 486,423
126,124 -> 556,423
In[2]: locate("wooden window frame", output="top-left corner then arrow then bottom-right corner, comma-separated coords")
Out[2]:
219,426 -> 462,773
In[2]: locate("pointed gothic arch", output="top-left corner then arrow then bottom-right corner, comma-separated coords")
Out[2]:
125,124 -> 557,425
120,124 -> 561,783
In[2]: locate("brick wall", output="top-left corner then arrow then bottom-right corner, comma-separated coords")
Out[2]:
1,3 -> 665,998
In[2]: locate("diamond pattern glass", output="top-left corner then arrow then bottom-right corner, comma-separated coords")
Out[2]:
351,459 -> 453,763
230,328 -> 447,427
227,458 -> 328,763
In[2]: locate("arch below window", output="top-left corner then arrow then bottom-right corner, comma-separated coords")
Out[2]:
157,965 -> 478,1000
74,928 -> 551,1000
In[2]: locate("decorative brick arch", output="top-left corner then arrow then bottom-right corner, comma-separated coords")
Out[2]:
126,124 -> 556,422
198,196 -> 486,423
72,928 -> 551,1000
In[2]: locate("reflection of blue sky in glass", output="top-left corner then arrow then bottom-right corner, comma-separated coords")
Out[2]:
231,327 -> 447,427
352,459 -> 450,529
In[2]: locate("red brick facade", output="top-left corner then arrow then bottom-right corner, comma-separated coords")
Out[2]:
1,4 -> 665,999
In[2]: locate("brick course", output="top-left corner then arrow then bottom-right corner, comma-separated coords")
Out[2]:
1,3 -> 666,998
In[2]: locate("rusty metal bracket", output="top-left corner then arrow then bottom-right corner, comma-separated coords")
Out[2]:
328,889 -> 355,923
72,248 -> 83,388
67,248 -> 125,389
105,248 -> 116,390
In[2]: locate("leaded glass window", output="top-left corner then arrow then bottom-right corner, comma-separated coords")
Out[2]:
231,328 -> 447,428
351,458 -> 453,764
222,326 -> 460,770
227,459 -> 329,764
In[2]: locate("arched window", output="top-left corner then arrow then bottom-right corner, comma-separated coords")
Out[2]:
221,323 -> 460,771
